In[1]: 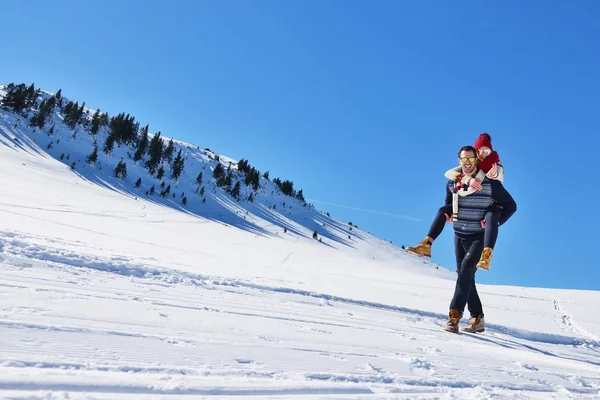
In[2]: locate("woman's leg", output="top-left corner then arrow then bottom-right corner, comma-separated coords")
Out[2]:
484,206 -> 502,249
477,205 -> 502,270
406,205 -> 452,257
426,205 -> 453,242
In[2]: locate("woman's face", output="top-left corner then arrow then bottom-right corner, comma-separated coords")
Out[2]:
477,146 -> 492,160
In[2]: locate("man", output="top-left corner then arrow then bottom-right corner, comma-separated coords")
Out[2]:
444,145 -> 517,333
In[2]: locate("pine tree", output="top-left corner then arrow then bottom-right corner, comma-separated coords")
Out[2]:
77,102 -> 86,127
90,109 -> 104,135
263,171 -> 270,180
135,177 -> 142,188
156,165 -> 165,180
26,83 -> 39,112
171,149 -> 185,180
103,134 -> 115,155
29,96 -> 56,129
63,101 -> 76,128
182,196 -> 187,206
63,101 -> 85,129
231,181 -> 241,200
160,184 -> 171,198
115,161 -> 127,179
1,83 -> 37,115
212,163 -> 225,184
195,172 -> 203,187
247,192 -> 254,202
223,171 -> 233,190
199,186 -> 205,197
25,83 -> 39,109
62,101 -> 73,118
145,132 -> 164,175
109,113 -> 139,145
86,145 -> 98,164
149,185 -> 155,195
54,89 -> 63,108
100,112 -> 109,128
281,180 -> 294,196
236,160 -> 260,190
296,189 -> 305,203
250,168 -> 260,190
134,124 -> 149,162
237,159 -> 250,173
163,138 -> 175,164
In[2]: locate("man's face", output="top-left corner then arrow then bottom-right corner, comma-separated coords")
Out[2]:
459,150 -> 477,175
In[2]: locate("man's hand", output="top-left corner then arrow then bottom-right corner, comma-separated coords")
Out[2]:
486,163 -> 498,179
445,213 -> 453,224
480,219 -> 486,228
469,178 -> 482,191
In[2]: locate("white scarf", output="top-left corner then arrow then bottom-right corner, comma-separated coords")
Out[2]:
451,170 -> 486,222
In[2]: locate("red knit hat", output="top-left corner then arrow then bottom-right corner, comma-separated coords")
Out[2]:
474,133 -> 493,151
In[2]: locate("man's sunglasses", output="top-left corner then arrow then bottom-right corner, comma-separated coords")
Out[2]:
459,157 -> 477,162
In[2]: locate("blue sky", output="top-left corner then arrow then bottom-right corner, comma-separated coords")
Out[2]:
2,1 -> 599,290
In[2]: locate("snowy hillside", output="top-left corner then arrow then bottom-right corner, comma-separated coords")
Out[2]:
1,84 -> 600,399
0,84 -> 364,246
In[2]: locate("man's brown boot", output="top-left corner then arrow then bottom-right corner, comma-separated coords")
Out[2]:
462,314 -> 485,333
405,238 -> 432,258
443,309 -> 463,333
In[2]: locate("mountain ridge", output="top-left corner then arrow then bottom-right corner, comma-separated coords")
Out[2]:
1,84 -> 345,242
0,82 -> 428,266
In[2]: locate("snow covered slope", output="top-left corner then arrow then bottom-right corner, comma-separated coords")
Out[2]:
0,85 -> 374,249
1,86 -> 599,399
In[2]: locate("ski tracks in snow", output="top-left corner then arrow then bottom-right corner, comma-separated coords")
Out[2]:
1,237 -> 600,398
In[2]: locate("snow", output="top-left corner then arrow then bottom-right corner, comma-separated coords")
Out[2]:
0,87 -> 599,399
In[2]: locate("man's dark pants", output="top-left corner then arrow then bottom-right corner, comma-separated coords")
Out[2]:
450,233 -> 484,317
